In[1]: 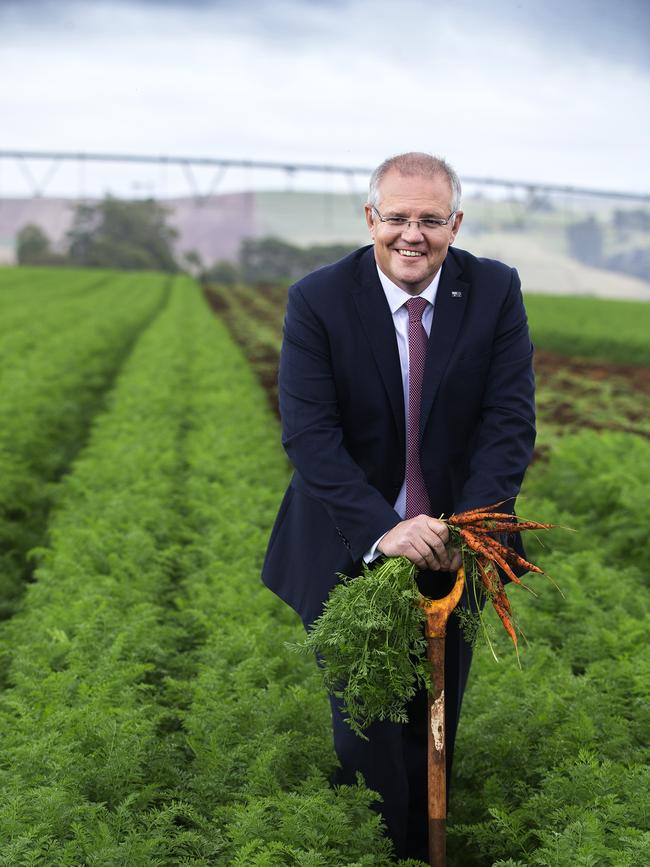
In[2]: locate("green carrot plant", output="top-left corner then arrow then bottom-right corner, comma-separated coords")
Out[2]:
295,505 -> 557,737
0,269 -> 168,615
0,277 -> 205,862
0,267 -> 647,864
449,436 -> 650,865
0,274 -> 406,864
0,267 -> 113,338
294,556 -> 427,737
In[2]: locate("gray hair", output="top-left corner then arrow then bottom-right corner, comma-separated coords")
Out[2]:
367,152 -> 462,212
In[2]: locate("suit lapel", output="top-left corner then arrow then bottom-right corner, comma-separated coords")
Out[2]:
420,253 -> 470,436
352,248 -> 405,450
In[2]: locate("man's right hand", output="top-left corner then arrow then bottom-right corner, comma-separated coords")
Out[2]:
377,515 -> 461,571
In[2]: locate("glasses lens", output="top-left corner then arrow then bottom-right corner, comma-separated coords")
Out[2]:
374,209 -> 454,230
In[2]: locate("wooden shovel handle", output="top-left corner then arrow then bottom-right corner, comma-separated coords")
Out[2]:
419,566 -> 466,638
420,567 -> 465,867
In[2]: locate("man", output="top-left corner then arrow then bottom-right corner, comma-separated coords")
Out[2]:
262,152 -> 536,860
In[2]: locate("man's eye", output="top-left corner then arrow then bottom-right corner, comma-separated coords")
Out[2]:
387,217 -> 407,225
421,219 -> 444,229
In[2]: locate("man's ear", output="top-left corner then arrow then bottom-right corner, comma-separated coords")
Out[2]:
450,210 -> 464,242
364,204 -> 376,238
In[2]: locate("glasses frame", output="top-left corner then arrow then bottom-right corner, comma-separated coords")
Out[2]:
371,205 -> 457,231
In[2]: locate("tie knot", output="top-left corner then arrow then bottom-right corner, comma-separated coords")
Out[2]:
406,296 -> 428,322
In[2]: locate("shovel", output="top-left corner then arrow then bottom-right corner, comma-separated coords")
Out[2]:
419,566 -> 466,867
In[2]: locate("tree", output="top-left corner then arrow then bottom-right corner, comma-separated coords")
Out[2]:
238,237 -> 356,284
202,259 -> 240,285
300,242 -> 357,274
66,197 -> 178,272
239,237 -> 300,283
182,249 -> 204,276
16,224 -> 60,265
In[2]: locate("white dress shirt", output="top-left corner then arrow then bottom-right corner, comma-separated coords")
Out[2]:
363,262 -> 442,562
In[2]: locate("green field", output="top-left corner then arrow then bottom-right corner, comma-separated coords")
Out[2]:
0,266 -> 648,865
524,293 -> 650,365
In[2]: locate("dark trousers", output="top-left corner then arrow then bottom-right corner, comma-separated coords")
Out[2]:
328,571 -> 476,862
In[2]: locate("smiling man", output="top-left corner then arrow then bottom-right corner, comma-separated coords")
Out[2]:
366,164 -> 463,297
262,152 -> 536,861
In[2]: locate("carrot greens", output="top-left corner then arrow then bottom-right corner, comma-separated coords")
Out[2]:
298,503 -> 559,735
294,556 -> 428,738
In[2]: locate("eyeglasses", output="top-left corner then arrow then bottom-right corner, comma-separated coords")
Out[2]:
371,205 -> 456,231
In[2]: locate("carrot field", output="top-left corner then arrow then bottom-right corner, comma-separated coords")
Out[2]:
0,266 -> 648,865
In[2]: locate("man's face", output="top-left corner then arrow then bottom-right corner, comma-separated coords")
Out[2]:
364,169 -> 463,295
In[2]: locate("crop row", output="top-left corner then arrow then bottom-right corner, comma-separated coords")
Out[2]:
0,267 -> 115,338
0,276 -> 399,864
0,277 -> 217,863
0,270 -> 169,615
0,265 -> 99,296
0,281 -> 191,861
205,280 -> 650,455
160,287 -> 399,865
1,268 -> 647,864
0,271 -> 146,360
523,293 -> 650,366
191,278 -> 650,865
204,283 -> 282,412
204,278 -> 650,368
449,430 -> 650,865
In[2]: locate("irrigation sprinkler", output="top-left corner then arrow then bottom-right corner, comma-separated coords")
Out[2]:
419,567 -> 466,867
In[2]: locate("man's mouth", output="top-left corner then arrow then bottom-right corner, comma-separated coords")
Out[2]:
396,249 -> 423,258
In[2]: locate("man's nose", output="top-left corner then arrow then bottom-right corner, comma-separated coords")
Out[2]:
401,221 -> 425,240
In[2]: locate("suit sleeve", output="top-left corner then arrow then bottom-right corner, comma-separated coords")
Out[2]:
279,283 -> 400,562
454,267 -> 536,515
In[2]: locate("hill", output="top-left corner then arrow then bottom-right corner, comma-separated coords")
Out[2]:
1,191 -> 648,299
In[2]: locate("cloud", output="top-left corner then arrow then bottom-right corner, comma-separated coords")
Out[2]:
3,0 -> 648,71
1,0 -> 648,195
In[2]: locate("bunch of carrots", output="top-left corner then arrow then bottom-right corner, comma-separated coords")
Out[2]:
445,500 -> 555,651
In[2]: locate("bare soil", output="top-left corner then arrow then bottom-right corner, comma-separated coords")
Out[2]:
534,350 -> 650,395
204,284 -> 650,447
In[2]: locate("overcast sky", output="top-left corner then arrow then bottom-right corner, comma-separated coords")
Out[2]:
1,0 -> 649,199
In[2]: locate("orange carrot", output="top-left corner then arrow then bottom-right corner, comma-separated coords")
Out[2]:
449,511 -> 517,525
476,557 -> 497,595
502,551 -> 545,575
470,520 -> 553,532
460,529 -> 511,566
476,558 -> 512,613
464,531 -> 513,561
448,499 -> 512,521
493,599 -> 518,647
496,590 -> 512,615
460,530 -> 525,588
486,520 -> 554,532
446,501 -> 561,653
469,534 -> 545,576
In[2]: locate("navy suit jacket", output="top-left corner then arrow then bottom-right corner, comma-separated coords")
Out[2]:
262,244 -> 536,627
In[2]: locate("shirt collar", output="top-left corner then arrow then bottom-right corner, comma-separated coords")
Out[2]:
375,263 -> 442,315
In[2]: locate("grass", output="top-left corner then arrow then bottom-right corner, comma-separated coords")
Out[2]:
525,293 -> 650,365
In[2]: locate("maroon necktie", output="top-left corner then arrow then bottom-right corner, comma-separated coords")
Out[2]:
405,296 -> 431,519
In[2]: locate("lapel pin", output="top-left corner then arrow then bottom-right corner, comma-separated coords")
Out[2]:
451,290 -> 463,298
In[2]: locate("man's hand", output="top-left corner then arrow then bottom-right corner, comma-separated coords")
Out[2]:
377,515 -> 463,572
